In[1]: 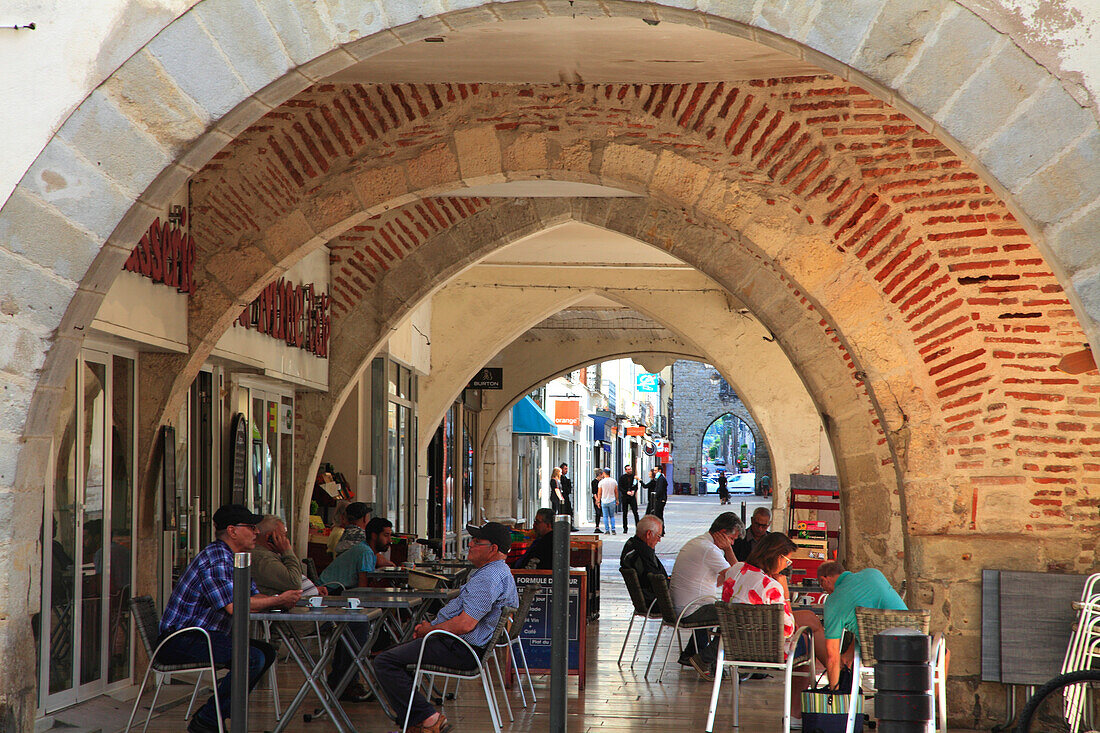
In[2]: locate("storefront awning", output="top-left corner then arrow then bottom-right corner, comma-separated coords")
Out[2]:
513,396 -> 558,436
590,414 -> 615,443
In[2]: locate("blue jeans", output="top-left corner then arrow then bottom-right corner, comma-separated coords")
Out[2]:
157,629 -> 275,726
601,500 -> 617,532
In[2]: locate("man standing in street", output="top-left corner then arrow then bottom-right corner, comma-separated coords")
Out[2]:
669,512 -> 744,679
651,465 -> 668,528
618,465 -> 641,533
374,522 -> 519,733
560,462 -> 577,531
591,469 -> 604,533
158,504 -> 302,733
598,469 -> 620,535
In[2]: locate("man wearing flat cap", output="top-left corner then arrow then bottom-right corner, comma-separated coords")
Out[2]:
158,504 -> 302,733
374,521 -> 519,733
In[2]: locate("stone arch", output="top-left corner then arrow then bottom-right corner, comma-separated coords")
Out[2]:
672,361 -> 775,495
1,1 -> 1098,722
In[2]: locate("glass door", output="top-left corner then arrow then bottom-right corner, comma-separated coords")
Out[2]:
240,383 -> 293,519
40,350 -> 135,712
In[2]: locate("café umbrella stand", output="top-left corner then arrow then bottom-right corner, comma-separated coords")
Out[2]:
874,628 -> 934,733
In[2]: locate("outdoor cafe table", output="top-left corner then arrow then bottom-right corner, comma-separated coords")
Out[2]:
342,587 -> 460,643
251,605 -> 384,733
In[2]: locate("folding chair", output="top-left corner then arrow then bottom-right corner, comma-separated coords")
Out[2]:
848,607 -> 946,732
705,602 -> 816,733
402,606 -> 517,733
645,573 -> 720,682
617,567 -> 661,669
125,596 -> 225,733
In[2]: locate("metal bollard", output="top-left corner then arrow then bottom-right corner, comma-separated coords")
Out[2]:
740,501 -> 746,525
874,628 -> 933,733
232,552 -> 251,733
549,514 -> 570,733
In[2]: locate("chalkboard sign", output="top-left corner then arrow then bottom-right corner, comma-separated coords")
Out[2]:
229,412 -> 248,504
511,569 -> 587,689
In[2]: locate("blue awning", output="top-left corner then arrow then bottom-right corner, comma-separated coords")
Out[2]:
512,396 -> 558,436
590,414 -> 614,443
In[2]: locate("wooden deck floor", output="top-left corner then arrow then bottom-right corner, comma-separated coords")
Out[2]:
133,495 -> 853,731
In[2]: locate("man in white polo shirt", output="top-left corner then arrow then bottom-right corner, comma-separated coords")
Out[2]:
669,511 -> 744,678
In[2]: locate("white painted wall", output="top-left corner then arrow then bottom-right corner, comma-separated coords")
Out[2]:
91,270 -> 188,351
386,299 -> 431,375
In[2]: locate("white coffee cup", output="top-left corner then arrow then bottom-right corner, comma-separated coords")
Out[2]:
308,596 -> 324,608
347,597 -> 361,610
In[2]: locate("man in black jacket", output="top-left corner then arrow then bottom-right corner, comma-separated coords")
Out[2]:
559,463 -> 577,531
651,466 -> 668,528
511,508 -> 555,570
618,465 -> 641,532
619,515 -> 667,607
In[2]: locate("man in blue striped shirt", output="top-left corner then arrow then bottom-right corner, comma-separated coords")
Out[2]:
158,504 -> 302,733
375,522 -> 519,733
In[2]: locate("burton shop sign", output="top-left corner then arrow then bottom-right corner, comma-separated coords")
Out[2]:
236,278 -> 331,358
123,211 -> 196,293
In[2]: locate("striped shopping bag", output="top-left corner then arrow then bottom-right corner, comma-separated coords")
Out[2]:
800,687 -> 863,733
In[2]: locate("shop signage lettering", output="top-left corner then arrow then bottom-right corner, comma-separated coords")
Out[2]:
123,212 -> 195,293
236,278 -> 330,358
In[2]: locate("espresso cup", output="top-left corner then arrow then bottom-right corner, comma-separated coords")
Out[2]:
308,596 -> 324,608
347,597 -> 361,610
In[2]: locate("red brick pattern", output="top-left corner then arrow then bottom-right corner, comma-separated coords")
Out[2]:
190,80 -> 1098,544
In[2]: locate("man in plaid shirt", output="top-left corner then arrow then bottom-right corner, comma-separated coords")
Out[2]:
158,504 -> 302,733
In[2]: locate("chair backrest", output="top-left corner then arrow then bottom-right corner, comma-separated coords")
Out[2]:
130,595 -> 160,657
714,601 -> 787,664
408,569 -> 444,590
302,557 -> 321,585
513,586 -> 539,632
482,606 -> 518,661
854,606 -> 930,668
620,567 -> 652,616
647,572 -> 679,625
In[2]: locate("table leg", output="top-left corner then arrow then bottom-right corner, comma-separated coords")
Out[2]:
270,623 -> 358,733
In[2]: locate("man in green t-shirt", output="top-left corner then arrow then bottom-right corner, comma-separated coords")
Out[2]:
818,561 -> 906,689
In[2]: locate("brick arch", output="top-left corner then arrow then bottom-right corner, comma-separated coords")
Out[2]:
295,195 -> 901,571
0,1 -> 1096,721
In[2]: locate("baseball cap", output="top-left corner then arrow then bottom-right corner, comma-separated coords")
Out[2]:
466,521 -> 512,553
212,504 -> 265,531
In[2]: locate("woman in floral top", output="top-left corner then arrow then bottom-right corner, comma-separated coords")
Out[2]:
722,532 -> 828,726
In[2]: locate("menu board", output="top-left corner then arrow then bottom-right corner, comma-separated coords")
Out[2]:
511,569 -> 588,689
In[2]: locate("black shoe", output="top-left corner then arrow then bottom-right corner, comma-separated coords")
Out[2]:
611,530 -> 616,535
688,654 -> 715,681
570,525 -> 579,532
187,715 -> 220,733
594,528 -> 603,533
339,682 -> 374,703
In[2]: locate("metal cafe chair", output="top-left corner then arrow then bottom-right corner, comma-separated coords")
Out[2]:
125,596 -> 225,733
646,572 -> 720,682
849,606 -> 946,732
495,585 -> 539,706
617,567 -> 661,669
705,601 -> 816,733
402,607 -> 517,733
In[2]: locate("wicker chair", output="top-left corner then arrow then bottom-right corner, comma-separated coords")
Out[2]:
402,606 -> 517,733
705,602 -> 816,733
618,567 -> 662,669
125,596 -> 225,733
645,573 -> 721,682
848,606 -> 946,732
495,585 -> 539,707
